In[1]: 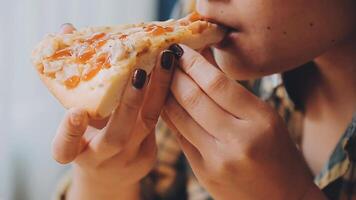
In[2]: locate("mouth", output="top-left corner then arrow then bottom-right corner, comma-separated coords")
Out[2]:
216,25 -> 239,48
202,17 -> 240,48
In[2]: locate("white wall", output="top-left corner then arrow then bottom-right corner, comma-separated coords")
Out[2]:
0,0 -> 157,199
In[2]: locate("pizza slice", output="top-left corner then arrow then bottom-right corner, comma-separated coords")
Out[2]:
31,12 -> 225,119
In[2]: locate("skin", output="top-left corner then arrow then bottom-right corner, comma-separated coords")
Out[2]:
53,0 -> 356,198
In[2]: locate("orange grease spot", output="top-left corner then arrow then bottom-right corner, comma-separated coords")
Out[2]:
64,76 -> 80,89
94,40 -> 107,49
86,33 -> 106,44
96,53 -> 111,69
144,25 -> 174,36
82,66 -> 101,81
49,48 -> 72,60
77,48 -> 95,63
119,34 -> 128,40
189,11 -> 203,22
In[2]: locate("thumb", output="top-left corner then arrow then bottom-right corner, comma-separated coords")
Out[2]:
52,108 -> 88,164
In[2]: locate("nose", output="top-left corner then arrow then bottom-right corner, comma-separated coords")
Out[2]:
196,0 -> 230,20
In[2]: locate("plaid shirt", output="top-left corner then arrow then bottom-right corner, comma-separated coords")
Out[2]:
55,75 -> 356,200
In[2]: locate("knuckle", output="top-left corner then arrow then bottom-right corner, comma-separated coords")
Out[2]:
180,87 -> 201,108
157,76 -> 172,90
215,157 -> 238,175
207,74 -> 229,93
184,54 -> 204,74
121,99 -> 141,113
51,148 -> 73,164
141,114 -> 158,132
102,132 -> 128,151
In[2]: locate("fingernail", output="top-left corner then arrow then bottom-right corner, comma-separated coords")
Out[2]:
70,111 -> 83,127
132,69 -> 147,89
168,44 -> 184,59
161,50 -> 176,70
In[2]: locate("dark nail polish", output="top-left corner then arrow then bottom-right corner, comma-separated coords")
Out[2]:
132,69 -> 147,89
161,50 -> 176,70
168,44 -> 184,59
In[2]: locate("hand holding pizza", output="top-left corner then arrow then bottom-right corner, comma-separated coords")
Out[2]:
51,24 -> 177,200
162,45 -> 327,200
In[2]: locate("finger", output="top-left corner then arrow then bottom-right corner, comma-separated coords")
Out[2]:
171,67 -> 239,138
131,50 -> 176,147
91,69 -> 147,159
176,132 -> 204,170
131,132 -> 157,165
160,110 -> 179,134
177,44 -> 262,119
108,133 -> 157,178
163,95 -> 215,155
52,108 -> 88,164
89,117 -> 109,130
59,23 -> 76,34
200,47 -> 219,67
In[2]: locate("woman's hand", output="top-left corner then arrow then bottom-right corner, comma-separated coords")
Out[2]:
162,45 -> 326,200
51,24 -> 177,200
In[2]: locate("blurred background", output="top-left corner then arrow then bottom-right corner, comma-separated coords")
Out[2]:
0,0 -> 182,199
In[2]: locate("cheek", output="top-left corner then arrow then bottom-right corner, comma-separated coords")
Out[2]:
213,4 -> 356,80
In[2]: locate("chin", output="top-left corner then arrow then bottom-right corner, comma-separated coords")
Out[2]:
212,46 -> 271,81
212,31 -> 288,81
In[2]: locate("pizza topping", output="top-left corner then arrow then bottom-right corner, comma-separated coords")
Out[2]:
64,75 -> 80,89
119,34 -> 128,40
48,72 -> 56,79
144,24 -> 174,36
96,53 -> 111,69
43,60 -> 64,73
38,64 -> 45,74
188,11 -> 203,22
94,40 -> 108,50
86,32 -> 106,44
48,48 -> 72,60
77,47 -> 96,63
82,66 -> 101,81
104,39 -> 128,63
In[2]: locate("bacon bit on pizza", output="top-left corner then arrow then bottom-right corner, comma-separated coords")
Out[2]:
86,32 -> 106,44
82,66 -> 101,81
48,48 -> 72,60
77,48 -> 96,63
164,27 -> 174,32
137,47 -> 149,57
96,53 -> 111,69
38,64 -> 45,74
48,72 -> 56,78
64,75 -> 80,89
119,34 -> 128,40
94,40 -> 108,50
144,25 -> 174,36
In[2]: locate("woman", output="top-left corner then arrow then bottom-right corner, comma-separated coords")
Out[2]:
53,0 -> 356,199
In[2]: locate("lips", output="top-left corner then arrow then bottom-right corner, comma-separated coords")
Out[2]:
215,26 -> 239,49
202,17 -> 240,48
